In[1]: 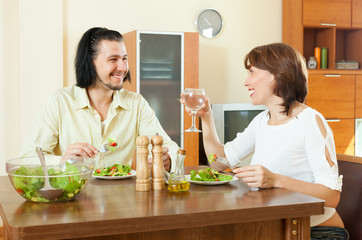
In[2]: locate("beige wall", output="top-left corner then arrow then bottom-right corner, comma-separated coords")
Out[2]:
0,0 -> 281,170
0,0 -> 281,227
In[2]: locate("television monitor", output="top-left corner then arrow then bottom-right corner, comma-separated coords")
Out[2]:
212,103 -> 267,144
209,103 -> 267,166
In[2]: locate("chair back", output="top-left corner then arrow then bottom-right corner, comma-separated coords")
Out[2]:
336,154 -> 362,240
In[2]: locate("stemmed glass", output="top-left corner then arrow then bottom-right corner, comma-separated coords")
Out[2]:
183,88 -> 205,132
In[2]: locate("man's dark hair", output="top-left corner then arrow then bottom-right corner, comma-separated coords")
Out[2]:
75,27 -> 131,88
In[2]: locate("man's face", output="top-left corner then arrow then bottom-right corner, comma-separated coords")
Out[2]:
92,40 -> 129,91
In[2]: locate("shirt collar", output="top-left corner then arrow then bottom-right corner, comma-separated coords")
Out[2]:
113,89 -> 130,110
74,86 -> 91,110
73,85 -> 131,111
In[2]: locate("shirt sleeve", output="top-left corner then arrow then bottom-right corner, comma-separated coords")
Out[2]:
224,112 -> 263,167
19,92 -> 60,157
302,111 -> 342,191
137,96 -> 180,172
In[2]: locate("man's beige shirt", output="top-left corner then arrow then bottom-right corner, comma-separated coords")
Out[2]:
20,85 -> 179,170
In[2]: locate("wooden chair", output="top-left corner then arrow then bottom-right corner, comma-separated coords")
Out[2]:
336,154 -> 362,240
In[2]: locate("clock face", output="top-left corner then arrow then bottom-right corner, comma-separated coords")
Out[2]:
196,9 -> 223,38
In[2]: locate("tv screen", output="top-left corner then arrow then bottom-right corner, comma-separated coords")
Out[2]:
224,110 -> 263,143
196,104 -> 267,166
212,103 -> 267,144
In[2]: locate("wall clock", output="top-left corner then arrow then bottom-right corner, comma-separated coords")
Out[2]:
195,9 -> 223,39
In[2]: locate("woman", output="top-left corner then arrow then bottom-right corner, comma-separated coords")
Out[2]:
182,43 -> 349,239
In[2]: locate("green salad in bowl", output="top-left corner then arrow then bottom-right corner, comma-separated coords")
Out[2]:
6,155 -> 94,203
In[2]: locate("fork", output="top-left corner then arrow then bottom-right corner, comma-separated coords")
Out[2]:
98,142 -> 117,153
209,154 -> 235,172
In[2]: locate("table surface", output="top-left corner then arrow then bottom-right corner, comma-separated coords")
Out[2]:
0,166 -> 324,239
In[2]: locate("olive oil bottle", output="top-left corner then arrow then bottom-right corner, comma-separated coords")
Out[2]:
167,149 -> 190,192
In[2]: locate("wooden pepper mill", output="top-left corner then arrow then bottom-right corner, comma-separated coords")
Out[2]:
136,136 -> 150,191
151,134 -> 164,190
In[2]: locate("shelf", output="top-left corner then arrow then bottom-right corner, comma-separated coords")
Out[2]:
303,27 -> 335,69
336,29 -> 362,65
303,27 -> 362,72
308,69 -> 362,75
140,79 -> 181,85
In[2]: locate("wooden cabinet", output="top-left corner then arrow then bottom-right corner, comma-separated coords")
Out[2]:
307,74 -> 356,154
283,0 -> 362,155
353,0 -> 362,27
284,0 -> 362,72
123,31 -> 199,166
328,119 -> 355,155
307,74 -> 355,118
356,75 -> 362,118
303,0 -> 351,27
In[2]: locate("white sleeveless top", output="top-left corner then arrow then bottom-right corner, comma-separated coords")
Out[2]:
224,107 -> 343,226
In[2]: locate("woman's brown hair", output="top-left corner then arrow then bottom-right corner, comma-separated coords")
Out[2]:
244,43 -> 308,115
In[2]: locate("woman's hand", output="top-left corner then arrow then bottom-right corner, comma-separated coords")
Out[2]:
180,93 -> 211,118
233,164 -> 278,188
65,143 -> 99,158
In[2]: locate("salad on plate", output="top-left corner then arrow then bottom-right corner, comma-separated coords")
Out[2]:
190,168 -> 234,182
93,164 -> 133,177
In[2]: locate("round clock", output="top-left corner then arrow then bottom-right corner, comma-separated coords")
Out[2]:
195,9 -> 223,39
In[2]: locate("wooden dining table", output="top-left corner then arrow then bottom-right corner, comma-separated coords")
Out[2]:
0,166 -> 324,240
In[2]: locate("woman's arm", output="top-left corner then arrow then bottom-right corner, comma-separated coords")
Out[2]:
181,95 -> 227,170
234,164 -> 340,208
200,110 -> 225,163
275,173 -> 340,208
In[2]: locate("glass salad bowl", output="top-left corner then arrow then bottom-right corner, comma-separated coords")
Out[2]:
6,155 -> 95,203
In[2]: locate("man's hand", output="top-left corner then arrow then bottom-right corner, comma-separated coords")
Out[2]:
147,147 -> 171,172
65,143 -> 98,158
162,147 -> 171,172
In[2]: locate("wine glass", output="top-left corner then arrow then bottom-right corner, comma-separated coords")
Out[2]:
183,88 -> 205,132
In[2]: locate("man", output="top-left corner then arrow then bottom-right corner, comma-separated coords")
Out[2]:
20,27 -> 178,171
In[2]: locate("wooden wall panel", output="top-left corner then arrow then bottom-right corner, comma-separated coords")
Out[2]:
123,31 -> 137,92
282,0 -> 303,52
184,32 -> 199,166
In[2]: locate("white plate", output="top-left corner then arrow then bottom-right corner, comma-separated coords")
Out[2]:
185,174 -> 238,185
92,170 -> 136,180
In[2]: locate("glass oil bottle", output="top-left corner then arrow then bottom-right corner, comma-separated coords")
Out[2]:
167,149 -> 190,192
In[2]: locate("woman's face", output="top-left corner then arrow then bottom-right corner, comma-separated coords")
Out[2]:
244,66 -> 275,106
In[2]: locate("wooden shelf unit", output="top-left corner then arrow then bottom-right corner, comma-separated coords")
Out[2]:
283,0 -> 362,155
